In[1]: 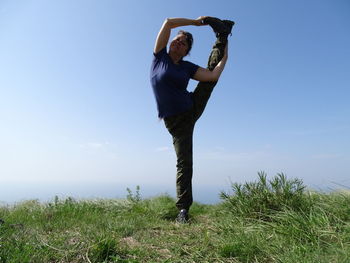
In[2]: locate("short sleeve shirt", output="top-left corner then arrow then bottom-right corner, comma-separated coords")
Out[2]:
150,48 -> 199,118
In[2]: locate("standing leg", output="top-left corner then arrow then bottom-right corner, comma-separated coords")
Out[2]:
173,130 -> 194,210
193,37 -> 227,121
164,110 -> 195,211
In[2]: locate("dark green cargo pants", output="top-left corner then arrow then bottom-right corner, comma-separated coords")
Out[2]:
164,37 -> 227,211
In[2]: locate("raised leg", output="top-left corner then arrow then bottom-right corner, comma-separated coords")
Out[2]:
192,37 -> 227,121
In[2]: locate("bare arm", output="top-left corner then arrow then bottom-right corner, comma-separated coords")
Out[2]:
153,17 -> 206,54
193,43 -> 229,82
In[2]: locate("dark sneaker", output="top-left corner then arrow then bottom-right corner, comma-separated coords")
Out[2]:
203,17 -> 226,37
176,209 -> 189,224
223,20 -> 235,37
203,17 -> 234,38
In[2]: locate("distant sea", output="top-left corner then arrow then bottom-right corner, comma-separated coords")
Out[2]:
1,181 -> 346,206
0,182 -> 229,205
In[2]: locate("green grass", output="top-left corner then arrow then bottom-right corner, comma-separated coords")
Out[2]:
1,174 -> 350,262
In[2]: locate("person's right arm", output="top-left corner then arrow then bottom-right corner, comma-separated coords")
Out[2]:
193,43 -> 229,82
153,17 -> 206,54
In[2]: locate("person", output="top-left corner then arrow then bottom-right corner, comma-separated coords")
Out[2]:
150,16 -> 234,223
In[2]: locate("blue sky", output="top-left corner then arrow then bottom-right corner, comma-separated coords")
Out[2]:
1,0 -> 349,203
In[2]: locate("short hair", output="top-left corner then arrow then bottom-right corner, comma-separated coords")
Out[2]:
178,30 -> 193,55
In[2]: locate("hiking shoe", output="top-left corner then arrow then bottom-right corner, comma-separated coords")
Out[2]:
203,17 -> 234,38
203,17 -> 226,37
176,209 -> 189,224
223,20 -> 235,37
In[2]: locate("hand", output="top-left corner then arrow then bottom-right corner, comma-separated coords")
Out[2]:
194,16 -> 208,26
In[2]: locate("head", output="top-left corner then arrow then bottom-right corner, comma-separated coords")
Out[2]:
169,30 -> 193,59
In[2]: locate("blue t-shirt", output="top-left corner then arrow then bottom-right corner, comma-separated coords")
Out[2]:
150,47 -> 199,118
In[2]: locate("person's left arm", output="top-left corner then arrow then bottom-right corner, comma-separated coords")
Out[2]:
192,43 -> 228,82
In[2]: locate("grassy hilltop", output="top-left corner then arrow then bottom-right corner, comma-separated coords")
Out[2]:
1,173 -> 349,263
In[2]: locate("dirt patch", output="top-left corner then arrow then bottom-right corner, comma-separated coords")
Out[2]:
120,236 -> 141,248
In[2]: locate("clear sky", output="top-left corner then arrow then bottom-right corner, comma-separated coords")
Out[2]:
1,0 -> 349,203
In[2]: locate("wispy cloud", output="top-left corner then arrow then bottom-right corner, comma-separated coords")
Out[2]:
155,146 -> 171,152
311,154 -> 343,160
287,126 -> 349,136
199,148 -> 272,162
79,142 -> 110,150
78,141 -> 120,160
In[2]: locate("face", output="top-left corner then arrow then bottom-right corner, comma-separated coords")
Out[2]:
169,34 -> 189,57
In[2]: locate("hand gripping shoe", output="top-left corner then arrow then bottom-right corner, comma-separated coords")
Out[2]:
203,17 -> 235,38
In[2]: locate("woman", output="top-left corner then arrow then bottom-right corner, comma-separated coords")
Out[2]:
150,16 -> 234,223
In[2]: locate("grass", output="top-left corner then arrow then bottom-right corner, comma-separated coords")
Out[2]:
0,173 -> 350,262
